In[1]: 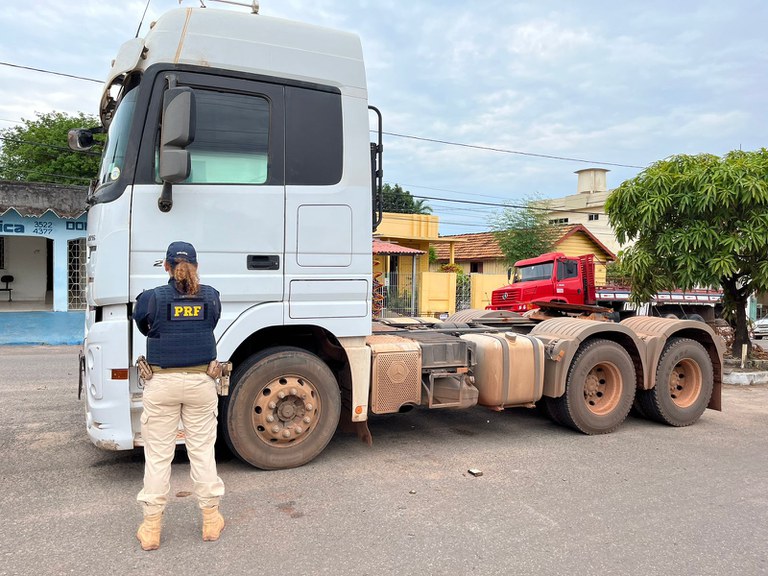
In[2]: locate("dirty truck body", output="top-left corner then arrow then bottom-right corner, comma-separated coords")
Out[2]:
78,8 -> 723,470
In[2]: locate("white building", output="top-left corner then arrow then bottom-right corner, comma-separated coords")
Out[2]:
539,168 -> 625,255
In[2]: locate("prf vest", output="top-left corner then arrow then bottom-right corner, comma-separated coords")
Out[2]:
145,283 -> 219,368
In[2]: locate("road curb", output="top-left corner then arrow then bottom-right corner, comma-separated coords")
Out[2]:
722,370 -> 768,386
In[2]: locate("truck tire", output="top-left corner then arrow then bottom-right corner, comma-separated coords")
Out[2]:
551,339 -> 635,435
635,338 -> 713,427
223,346 -> 341,470
537,397 -> 565,425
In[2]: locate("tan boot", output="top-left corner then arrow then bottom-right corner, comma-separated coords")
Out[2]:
136,512 -> 163,551
202,507 -> 225,541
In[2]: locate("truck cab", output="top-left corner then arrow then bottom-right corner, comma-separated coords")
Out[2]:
489,252 -> 595,312
74,7 -> 381,458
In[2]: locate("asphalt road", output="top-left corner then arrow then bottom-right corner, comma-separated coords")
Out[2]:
1,346 -> 767,576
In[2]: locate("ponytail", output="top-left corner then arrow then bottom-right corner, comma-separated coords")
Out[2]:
171,260 -> 200,295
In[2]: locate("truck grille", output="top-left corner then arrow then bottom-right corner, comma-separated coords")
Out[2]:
491,287 -> 521,307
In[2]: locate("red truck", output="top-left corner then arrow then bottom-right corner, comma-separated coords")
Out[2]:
488,252 -> 723,321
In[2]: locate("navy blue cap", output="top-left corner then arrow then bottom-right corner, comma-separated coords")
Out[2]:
166,241 -> 197,266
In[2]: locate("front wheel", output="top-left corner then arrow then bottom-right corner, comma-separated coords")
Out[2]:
635,338 -> 713,427
223,347 -> 341,470
551,339 -> 636,435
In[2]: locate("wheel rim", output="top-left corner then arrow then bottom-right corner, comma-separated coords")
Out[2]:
667,358 -> 702,408
582,361 -> 623,415
250,374 -> 320,448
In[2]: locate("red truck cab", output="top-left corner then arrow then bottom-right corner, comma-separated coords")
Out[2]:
488,252 -> 596,312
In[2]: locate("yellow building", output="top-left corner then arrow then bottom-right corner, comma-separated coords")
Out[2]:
374,212 -> 463,317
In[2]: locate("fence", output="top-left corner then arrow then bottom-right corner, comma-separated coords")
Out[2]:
372,272 -> 507,319
374,270 -> 418,318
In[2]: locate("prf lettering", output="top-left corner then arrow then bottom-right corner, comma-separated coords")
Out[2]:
174,305 -> 202,318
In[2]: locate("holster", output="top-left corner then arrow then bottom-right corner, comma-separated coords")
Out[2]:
136,355 -> 153,382
207,361 -> 232,396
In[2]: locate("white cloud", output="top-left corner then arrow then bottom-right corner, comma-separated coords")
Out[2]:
503,19 -> 593,59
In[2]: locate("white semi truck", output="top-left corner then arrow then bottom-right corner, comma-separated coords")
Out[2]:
73,6 -> 723,470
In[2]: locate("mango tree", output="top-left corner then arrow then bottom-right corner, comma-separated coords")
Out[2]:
606,149 -> 768,356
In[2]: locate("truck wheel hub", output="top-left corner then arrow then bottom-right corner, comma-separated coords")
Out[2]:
667,359 -> 702,408
252,376 -> 319,446
582,363 -> 620,415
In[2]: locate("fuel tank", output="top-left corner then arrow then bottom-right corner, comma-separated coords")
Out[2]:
460,332 -> 544,408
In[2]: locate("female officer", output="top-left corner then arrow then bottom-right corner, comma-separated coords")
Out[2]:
133,241 -> 225,551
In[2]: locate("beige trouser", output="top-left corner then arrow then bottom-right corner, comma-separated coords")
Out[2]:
137,370 -> 225,516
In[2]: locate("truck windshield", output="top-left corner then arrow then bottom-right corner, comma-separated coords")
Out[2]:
513,262 -> 554,283
96,87 -> 138,188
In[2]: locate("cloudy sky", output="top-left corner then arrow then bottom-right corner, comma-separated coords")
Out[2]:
1,0 -> 765,235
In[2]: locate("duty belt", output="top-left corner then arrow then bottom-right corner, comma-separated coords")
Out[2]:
150,364 -> 209,374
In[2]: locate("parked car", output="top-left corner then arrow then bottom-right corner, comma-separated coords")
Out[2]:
752,317 -> 768,339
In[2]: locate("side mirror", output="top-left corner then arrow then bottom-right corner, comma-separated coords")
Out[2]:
158,86 -> 196,212
159,86 -> 196,184
507,267 -> 512,283
67,127 -> 103,151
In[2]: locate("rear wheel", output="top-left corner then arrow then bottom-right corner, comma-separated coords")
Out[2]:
636,338 -> 713,427
223,347 -> 341,470
551,339 -> 636,435
537,396 -> 564,425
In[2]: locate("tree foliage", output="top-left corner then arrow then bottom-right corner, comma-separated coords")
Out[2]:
381,183 -> 432,214
0,111 -> 101,184
490,197 -> 559,266
606,149 -> 768,355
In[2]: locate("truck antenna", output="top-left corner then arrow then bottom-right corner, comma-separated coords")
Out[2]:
135,0 -> 152,38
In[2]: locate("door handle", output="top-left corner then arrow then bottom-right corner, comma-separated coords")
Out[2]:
247,255 -> 280,270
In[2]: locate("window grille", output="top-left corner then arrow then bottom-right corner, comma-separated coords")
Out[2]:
67,239 -> 86,310
456,274 -> 472,311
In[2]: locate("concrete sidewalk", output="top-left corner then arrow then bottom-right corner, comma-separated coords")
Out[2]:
0,312 -> 84,346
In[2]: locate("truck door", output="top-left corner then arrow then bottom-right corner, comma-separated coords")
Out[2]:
129,72 -> 286,345
555,258 -> 583,303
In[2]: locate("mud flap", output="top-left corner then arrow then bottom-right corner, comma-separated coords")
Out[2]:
78,350 -> 85,400
337,416 -> 373,447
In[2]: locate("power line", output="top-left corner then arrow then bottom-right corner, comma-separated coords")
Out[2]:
0,61 -> 101,84
402,182 -> 519,203
409,193 -> 607,216
382,131 -> 647,170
